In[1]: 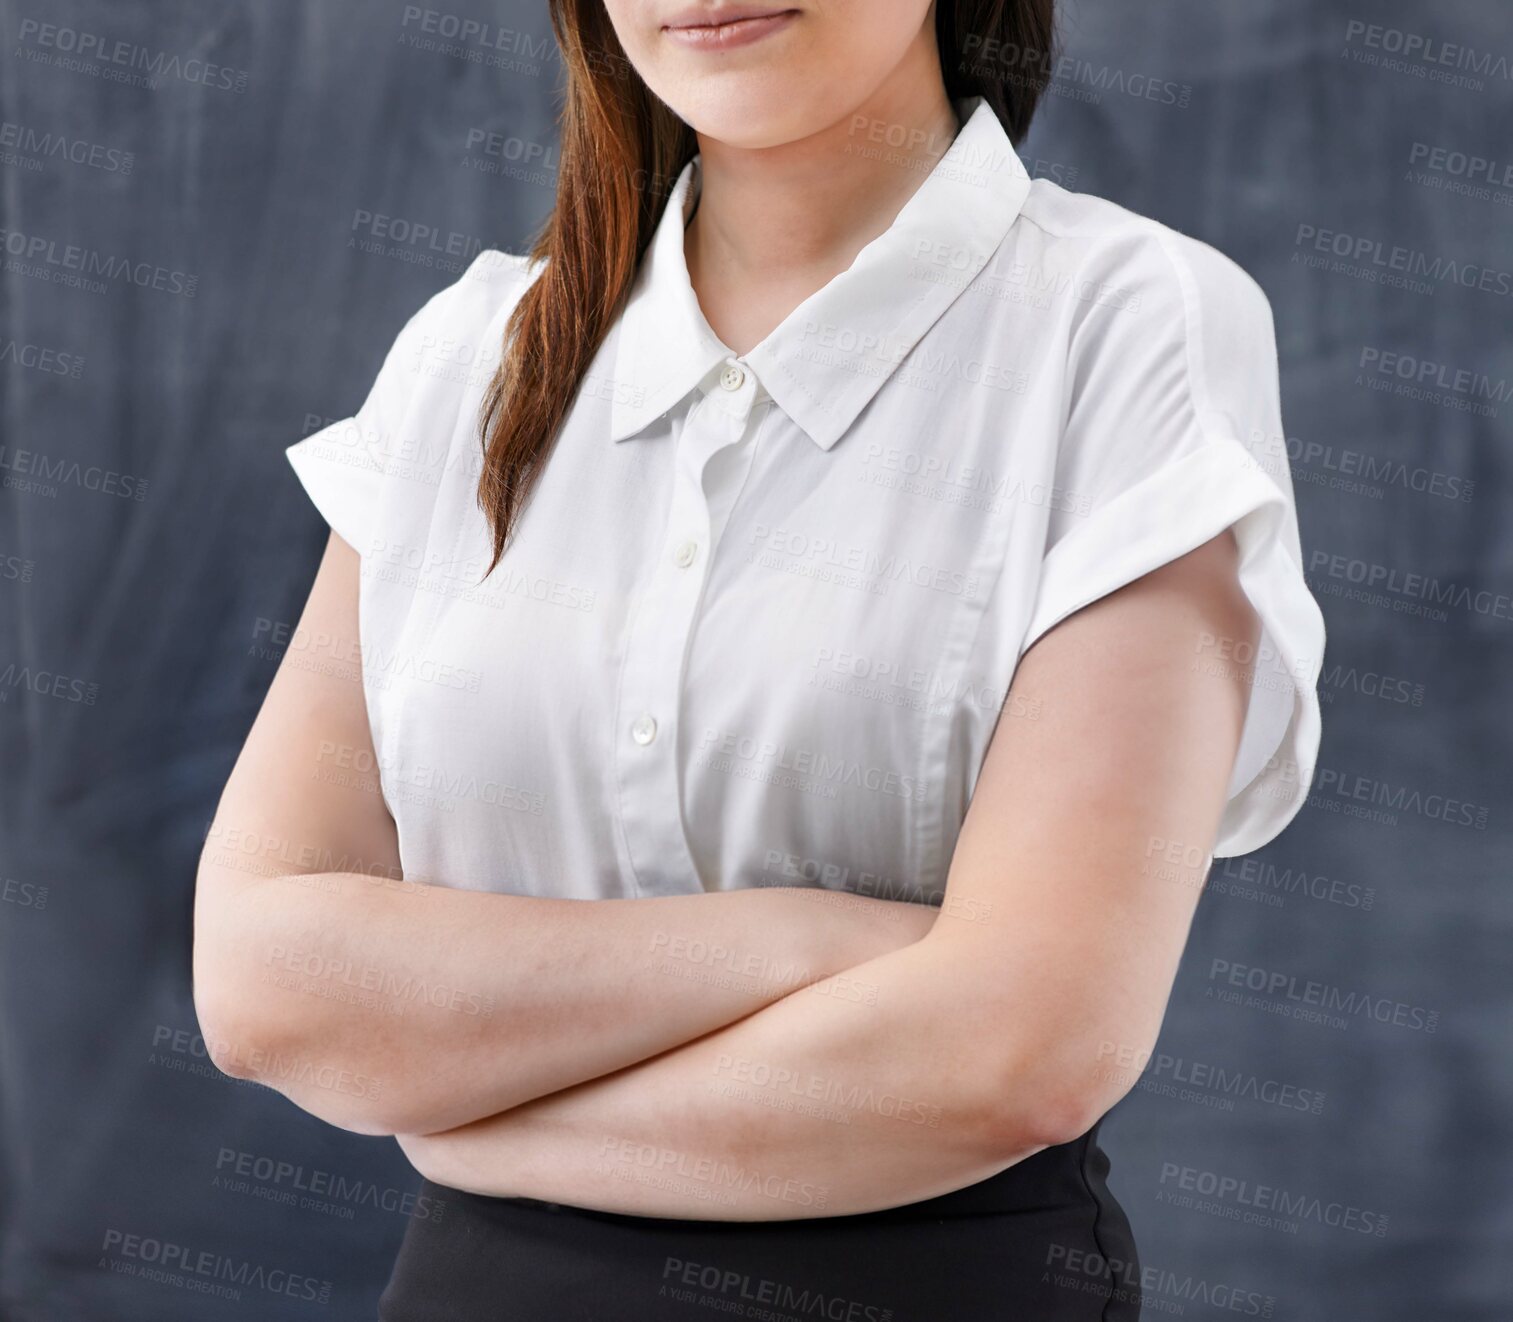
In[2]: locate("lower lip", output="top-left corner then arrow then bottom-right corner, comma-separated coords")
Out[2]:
663,11 -> 799,50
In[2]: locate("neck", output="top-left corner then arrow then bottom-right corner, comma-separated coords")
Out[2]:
683,50 -> 961,354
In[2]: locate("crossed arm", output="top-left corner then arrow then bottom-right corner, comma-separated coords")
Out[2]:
194,527 -> 1259,1218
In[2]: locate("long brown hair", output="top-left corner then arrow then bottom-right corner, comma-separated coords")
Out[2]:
477,0 -> 1058,570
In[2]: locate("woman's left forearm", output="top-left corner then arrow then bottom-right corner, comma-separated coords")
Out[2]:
397,924 -> 1092,1220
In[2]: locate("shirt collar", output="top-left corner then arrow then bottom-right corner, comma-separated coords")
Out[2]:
609,95 -> 1033,450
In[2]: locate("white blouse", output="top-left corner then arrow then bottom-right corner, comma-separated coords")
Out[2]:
287,95 -> 1325,904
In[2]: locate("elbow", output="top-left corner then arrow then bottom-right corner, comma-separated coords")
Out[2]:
192,906 -> 395,1134
192,968 -> 406,1136
193,868 -> 270,1078
192,918 -> 272,1084
191,874 -> 309,1089
190,876 -> 452,1137
193,981 -> 406,1136
1016,1085 -> 1112,1152
191,965 -> 284,1088
976,1057 -> 1127,1157
978,1096 -> 1105,1160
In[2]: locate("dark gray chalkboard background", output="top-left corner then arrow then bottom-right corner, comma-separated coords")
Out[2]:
2,1 -> 1509,1318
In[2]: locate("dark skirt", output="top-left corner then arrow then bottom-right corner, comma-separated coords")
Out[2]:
379,1122 -> 1142,1321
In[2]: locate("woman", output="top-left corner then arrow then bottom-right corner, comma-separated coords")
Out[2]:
193,1 -> 1325,1317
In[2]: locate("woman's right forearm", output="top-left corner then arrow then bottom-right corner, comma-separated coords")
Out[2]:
192,867 -> 935,1136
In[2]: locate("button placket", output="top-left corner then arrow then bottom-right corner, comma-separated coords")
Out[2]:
616,365 -> 761,895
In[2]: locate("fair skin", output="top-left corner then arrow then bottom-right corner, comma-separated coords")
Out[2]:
193,0 -> 1262,1220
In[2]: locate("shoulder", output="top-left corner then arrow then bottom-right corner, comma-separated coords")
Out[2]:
1010,179 -> 1273,336
1002,180 -> 1279,417
409,248 -> 545,348
457,247 -> 545,302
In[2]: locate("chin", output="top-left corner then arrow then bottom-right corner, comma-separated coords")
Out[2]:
672,83 -> 852,151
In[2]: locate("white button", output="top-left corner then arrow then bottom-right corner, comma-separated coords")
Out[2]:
719,363 -> 746,392
673,539 -> 698,568
631,714 -> 658,745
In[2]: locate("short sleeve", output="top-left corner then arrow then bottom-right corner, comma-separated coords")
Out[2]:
284,249 -> 525,553
1020,230 -> 1325,858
